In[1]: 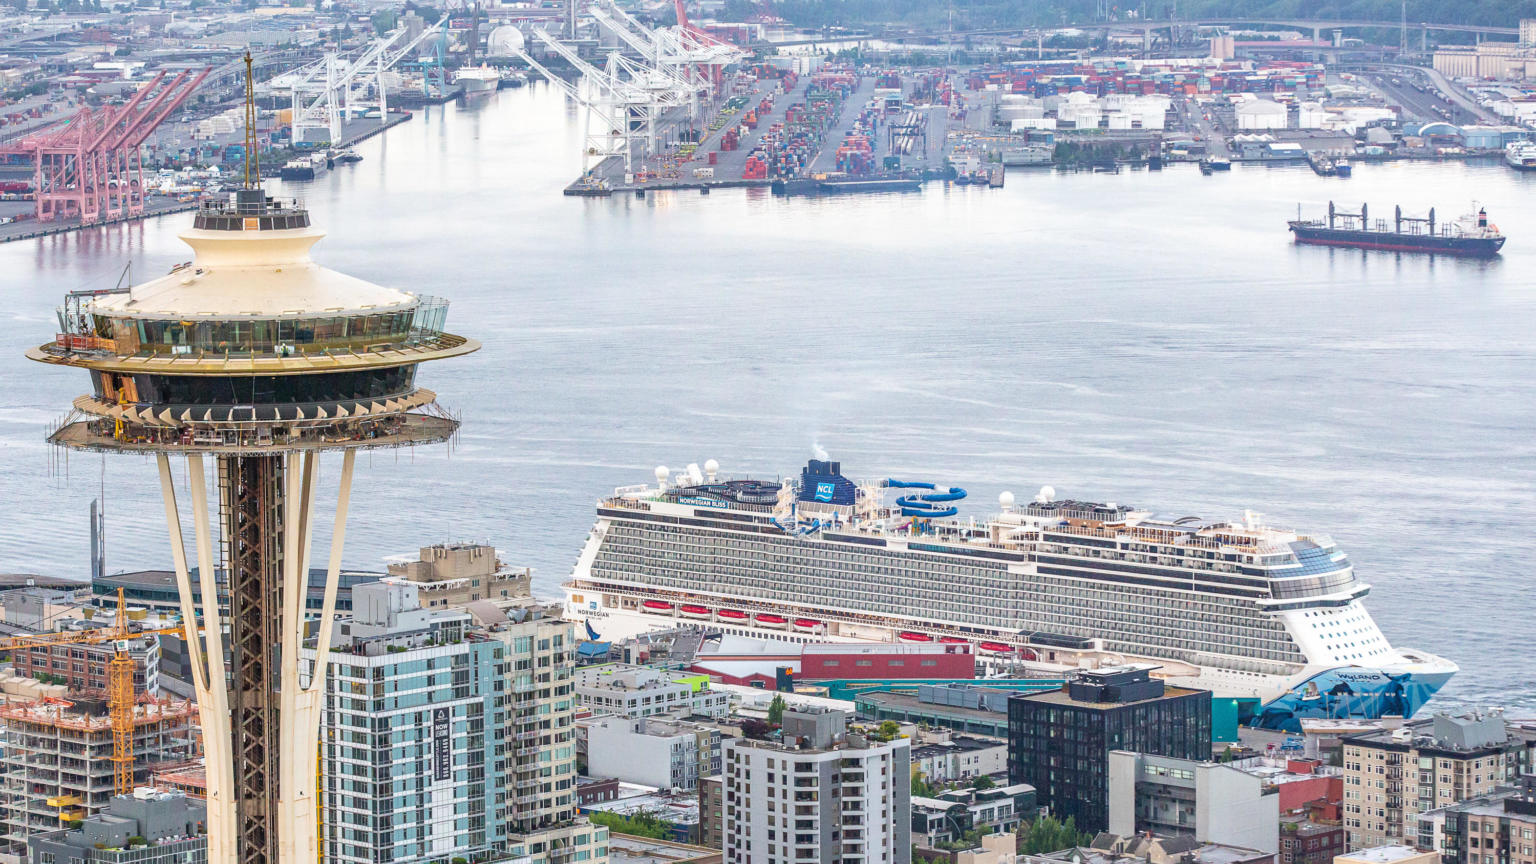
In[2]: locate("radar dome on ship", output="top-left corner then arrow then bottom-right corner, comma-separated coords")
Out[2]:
654,465 -> 669,483
1036,485 -> 1055,503
999,491 -> 1015,511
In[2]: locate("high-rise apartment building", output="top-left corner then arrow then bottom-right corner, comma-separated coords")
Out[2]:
1342,714 -> 1533,849
1008,665 -> 1212,834
722,708 -> 911,864
1419,775 -> 1536,864
315,581 -> 606,864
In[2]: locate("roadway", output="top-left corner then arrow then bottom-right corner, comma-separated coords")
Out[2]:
1353,64 -> 1497,124
1172,96 -> 1230,159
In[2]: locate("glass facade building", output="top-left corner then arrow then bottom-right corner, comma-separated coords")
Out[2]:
1007,667 -> 1212,834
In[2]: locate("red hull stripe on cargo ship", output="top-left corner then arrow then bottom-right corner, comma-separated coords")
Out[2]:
1293,236 -> 1495,256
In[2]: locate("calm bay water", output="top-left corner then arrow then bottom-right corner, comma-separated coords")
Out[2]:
2,84 -> 1533,711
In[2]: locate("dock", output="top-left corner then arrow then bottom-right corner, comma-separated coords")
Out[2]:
0,111 -> 415,244
565,68 -> 959,198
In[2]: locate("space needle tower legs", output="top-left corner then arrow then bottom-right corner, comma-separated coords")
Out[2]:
155,449 -> 356,864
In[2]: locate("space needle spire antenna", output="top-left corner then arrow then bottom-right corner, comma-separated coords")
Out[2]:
243,50 -> 261,189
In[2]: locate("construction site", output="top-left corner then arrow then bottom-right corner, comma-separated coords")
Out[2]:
0,698 -> 198,858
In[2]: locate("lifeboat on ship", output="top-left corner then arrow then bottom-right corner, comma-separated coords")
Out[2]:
754,613 -> 788,628
679,604 -> 712,619
641,600 -> 675,613
978,641 -> 1015,654
939,636 -> 969,645
898,631 -> 933,643
793,618 -> 822,632
717,609 -> 748,621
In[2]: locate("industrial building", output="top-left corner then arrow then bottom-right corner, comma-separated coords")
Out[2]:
0,699 -> 196,857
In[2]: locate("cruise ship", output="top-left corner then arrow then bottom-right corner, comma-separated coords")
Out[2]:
564,458 -> 1457,732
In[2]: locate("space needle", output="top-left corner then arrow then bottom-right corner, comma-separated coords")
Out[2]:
26,62 -> 477,864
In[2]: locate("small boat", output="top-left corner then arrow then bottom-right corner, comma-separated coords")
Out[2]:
939,636 -> 969,644
717,609 -> 748,620
793,618 -> 822,631
979,641 -> 1015,654
641,599 -> 674,612
680,604 -> 711,618
755,613 -> 788,627
953,173 -> 972,186
1335,161 -> 1352,177
898,631 -> 933,642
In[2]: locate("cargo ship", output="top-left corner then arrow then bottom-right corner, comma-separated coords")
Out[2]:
564,456 -> 1457,732
1288,201 -> 1505,257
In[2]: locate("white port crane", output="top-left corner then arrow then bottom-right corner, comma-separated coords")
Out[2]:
273,21 -> 450,145
589,1 -> 743,112
510,26 -> 690,175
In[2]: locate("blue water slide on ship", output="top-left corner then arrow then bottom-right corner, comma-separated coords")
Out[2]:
771,515 -> 824,536
884,479 -> 967,518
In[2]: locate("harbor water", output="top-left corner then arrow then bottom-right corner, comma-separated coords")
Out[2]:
2,84 -> 1533,712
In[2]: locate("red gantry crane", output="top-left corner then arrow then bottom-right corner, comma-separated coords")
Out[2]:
0,67 -> 210,226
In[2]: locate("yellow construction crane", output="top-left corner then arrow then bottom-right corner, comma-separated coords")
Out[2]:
0,588 -> 186,799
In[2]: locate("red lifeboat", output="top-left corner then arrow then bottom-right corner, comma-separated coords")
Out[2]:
978,641 -> 1015,654
679,604 -> 712,618
717,609 -> 748,620
641,600 -> 675,612
793,618 -> 822,631
939,636 -> 969,644
898,631 -> 933,642
755,613 -> 788,627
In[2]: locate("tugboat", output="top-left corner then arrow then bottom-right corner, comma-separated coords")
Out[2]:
1288,201 -> 1505,257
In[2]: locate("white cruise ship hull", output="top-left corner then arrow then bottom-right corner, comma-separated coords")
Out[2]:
565,458 -> 1457,733
563,584 -> 1455,732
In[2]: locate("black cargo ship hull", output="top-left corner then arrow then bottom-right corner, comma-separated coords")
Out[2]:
1288,223 -> 1505,257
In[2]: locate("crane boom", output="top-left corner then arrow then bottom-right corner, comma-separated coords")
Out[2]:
0,588 -> 188,798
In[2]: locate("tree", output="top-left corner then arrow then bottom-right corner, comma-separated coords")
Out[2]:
766,693 -> 786,725
910,768 -> 937,798
1017,815 -> 1089,855
969,774 -> 996,790
588,810 -> 674,840
739,718 -> 774,740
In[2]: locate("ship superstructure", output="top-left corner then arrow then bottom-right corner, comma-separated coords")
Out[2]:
1507,140 -> 1536,170
565,458 -> 1457,731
